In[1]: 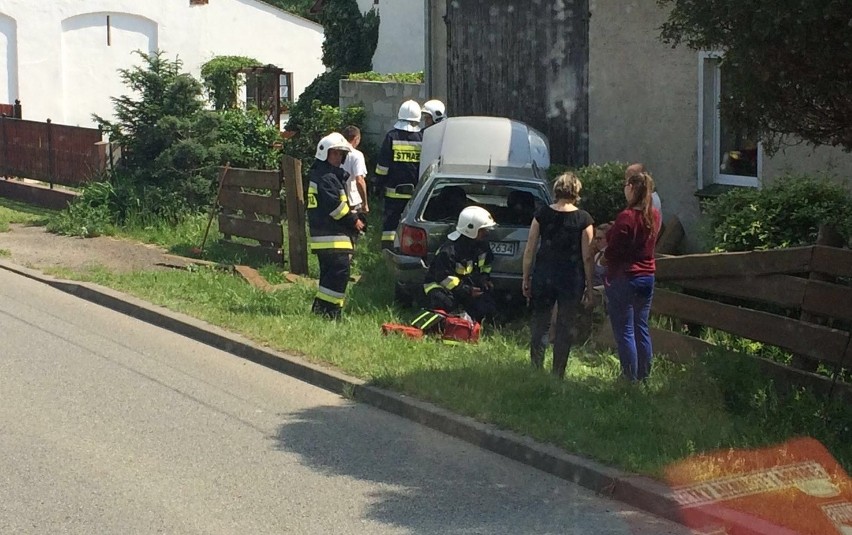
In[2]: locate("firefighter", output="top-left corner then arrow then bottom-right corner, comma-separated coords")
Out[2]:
423,206 -> 498,323
307,132 -> 365,319
421,99 -> 447,129
375,100 -> 423,249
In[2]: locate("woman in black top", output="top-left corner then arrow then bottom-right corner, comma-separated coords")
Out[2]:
521,172 -> 595,378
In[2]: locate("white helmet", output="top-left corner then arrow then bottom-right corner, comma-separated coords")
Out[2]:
314,132 -> 352,161
394,100 -> 422,132
448,206 -> 497,240
422,99 -> 446,123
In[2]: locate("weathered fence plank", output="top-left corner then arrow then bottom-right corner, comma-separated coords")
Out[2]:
218,214 -> 282,245
811,246 -> 852,279
801,280 -> 852,323
218,189 -> 281,216
668,274 -> 807,309
282,155 -> 308,275
222,167 -> 280,191
656,247 -> 813,280
652,288 -> 850,365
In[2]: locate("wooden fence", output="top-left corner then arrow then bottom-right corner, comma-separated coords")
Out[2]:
215,156 -> 308,273
597,246 -> 852,397
0,116 -> 103,187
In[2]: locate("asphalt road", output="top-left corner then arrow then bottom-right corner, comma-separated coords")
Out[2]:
0,268 -> 689,534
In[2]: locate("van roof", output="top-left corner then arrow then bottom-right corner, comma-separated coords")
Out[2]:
419,116 -> 550,176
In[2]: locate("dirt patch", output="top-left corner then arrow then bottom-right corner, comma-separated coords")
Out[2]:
0,224 -> 193,273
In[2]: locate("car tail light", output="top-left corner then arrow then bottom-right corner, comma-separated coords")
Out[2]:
400,224 -> 428,257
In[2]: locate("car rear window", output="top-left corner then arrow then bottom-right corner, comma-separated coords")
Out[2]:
420,180 -> 547,226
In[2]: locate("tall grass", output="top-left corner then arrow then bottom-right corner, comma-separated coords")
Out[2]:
0,198 -> 53,232
37,207 -> 851,478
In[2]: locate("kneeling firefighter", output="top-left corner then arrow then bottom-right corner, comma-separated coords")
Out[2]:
422,206 -> 498,323
307,132 -> 365,319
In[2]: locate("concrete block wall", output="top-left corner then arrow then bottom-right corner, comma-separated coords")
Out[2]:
339,79 -> 426,148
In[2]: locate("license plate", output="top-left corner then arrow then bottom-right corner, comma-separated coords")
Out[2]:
490,241 -> 516,256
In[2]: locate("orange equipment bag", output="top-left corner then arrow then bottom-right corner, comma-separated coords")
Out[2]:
442,316 -> 481,343
381,323 -> 424,339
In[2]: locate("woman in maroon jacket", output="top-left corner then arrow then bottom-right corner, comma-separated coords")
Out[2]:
604,171 -> 660,383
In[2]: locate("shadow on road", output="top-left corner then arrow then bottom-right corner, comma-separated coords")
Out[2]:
272,397 -> 682,535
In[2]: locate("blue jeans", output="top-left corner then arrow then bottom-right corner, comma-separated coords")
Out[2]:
605,275 -> 655,382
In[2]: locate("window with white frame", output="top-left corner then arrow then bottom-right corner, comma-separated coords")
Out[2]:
698,52 -> 762,189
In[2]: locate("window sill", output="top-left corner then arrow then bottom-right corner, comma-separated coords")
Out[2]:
694,183 -> 748,200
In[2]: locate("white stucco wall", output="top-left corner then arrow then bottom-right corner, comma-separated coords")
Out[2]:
0,13 -> 17,104
356,0 -> 424,74
0,0 -> 324,126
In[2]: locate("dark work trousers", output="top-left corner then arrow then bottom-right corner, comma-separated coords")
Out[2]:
605,275 -> 655,382
427,287 -> 497,324
381,197 -> 408,249
529,260 -> 584,379
311,252 -> 351,319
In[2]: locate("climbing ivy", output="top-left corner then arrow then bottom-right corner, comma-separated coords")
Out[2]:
200,56 -> 262,110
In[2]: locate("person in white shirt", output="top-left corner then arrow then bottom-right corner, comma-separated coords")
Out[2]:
625,162 -> 662,225
341,125 -> 369,214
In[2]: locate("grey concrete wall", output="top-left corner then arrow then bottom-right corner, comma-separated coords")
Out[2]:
763,145 -> 852,189
589,0 -> 703,249
338,79 -> 426,148
588,0 -> 852,251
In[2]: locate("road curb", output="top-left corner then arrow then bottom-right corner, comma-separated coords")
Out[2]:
0,260 -> 689,529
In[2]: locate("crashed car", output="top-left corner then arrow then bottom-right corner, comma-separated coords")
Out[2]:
382,116 -> 552,307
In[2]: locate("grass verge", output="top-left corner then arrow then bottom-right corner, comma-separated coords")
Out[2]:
33,208 -> 851,478
0,198 -> 54,231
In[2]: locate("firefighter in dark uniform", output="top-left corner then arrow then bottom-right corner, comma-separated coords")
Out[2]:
307,132 -> 365,319
375,100 -> 423,249
423,206 -> 498,323
421,99 -> 447,129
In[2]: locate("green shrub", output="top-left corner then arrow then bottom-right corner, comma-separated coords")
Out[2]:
704,175 -> 852,251
284,68 -> 346,133
214,108 -> 282,170
348,71 -> 424,84
575,163 -> 628,225
89,51 -> 284,229
547,163 -> 628,225
47,181 -> 118,237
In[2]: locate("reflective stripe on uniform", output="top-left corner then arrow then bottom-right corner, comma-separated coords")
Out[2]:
412,310 -> 432,325
309,235 -> 353,251
423,282 -> 441,294
455,261 -> 473,276
375,165 -> 389,176
441,276 -> 461,290
315,285 -> 345,307
330,200 -> 350,220
411,311 -> 444,330
381,230 -> 396,242
384,187 -> 412,200
478,253 -> 492,274
419,313 -> 444,330
411,310 -> 444,330
391,140 -> 422,164
307,181 -> 318,209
